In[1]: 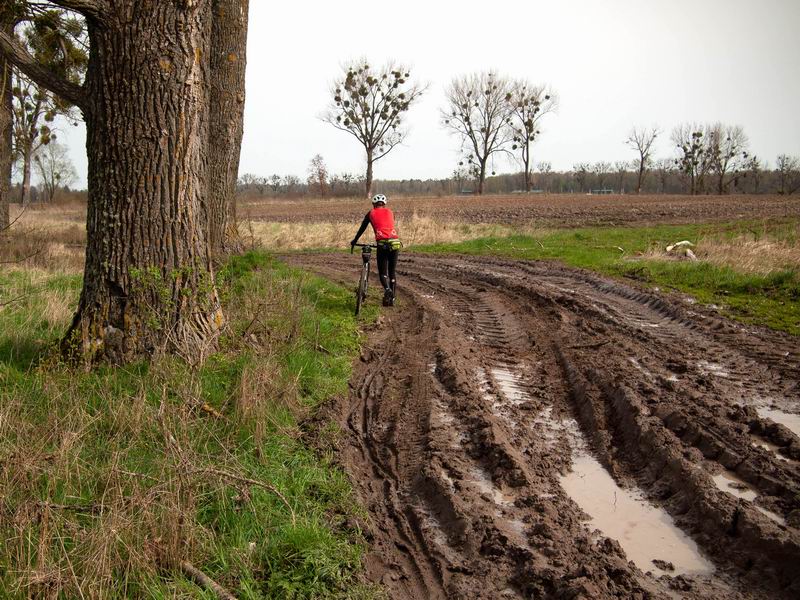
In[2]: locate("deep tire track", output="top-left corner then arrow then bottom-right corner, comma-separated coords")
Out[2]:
286,252 -> 800,600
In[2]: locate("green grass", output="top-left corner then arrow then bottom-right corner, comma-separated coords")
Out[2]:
415,219 -> 800,335
0,253 -> 380,599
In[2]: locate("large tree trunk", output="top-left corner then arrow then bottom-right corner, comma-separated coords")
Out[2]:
478,160 -> 486,195
636,159 -> 644,194
63,1 -> 223,364
365,148 -> 373,198
522,143 -> 531,192
207,0 -> 248,255
0,18 -> 11,231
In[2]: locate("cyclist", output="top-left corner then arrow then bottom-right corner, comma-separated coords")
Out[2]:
351,193 -> 402,306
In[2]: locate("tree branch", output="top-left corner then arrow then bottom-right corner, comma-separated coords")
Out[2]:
46,0 -> 107,20
0,29 -> 86,110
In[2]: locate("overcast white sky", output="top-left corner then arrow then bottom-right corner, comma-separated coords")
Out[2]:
57,0 -> 800,188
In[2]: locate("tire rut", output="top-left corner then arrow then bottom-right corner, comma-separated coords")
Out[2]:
285,252 -> 800,600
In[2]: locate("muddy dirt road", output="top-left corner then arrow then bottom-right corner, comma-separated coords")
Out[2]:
286,253 -> 800,599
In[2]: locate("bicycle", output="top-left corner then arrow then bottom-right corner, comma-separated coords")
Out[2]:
351,243 -> 377,315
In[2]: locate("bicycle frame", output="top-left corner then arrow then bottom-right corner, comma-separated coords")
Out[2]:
352,243 -> 377,315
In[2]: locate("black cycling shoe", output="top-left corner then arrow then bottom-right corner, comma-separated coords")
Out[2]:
382,288 -> 392,306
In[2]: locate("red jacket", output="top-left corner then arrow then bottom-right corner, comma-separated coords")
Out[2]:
367,207 -> 398,241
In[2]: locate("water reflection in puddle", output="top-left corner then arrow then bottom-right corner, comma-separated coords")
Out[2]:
757,407 -> 800,438
491,368 -> 527,405
751,437 -> 794,463
561,453 -> 715,577
478,363 -> 718,577
697,360 -> 730,378
711,471 -> 786,526
712,471 -> 757,502
469,467 -> 515,507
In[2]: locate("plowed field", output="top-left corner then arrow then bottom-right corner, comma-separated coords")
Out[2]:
249,194 -> 800,227
286,252 -> 800,599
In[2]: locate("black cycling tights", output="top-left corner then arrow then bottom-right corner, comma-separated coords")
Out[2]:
376,247 -> 398,293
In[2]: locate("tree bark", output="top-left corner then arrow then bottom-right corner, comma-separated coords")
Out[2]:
365,148 -> 373,198
207,0 -> 248,255
477,161 -> 486,195
62,1 -> 223,364
523,144 -> 531,192
0,18 -> 11,231
636,157 -> 644,194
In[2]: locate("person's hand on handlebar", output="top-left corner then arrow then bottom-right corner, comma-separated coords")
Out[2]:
350,239 -> 357,253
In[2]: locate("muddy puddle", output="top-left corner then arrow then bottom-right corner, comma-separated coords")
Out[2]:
561,451 -> 715,577
490,367 -> 528,405
711,471 -> 786,526
697,360 -> 730,378
752,436 -> 795,463
757,406 -> 800,438
468,466 -> 515,507
481,364 -> 716,578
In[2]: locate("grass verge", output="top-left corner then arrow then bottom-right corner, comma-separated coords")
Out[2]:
0,252 -> 379,599
415,219 -> 800,335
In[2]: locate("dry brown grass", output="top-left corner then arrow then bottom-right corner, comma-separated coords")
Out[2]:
1,204 -> 86,274
641,223 -> 800,275
245,212 -> 541,250
3,200 -> 798,277
695,238 -> 800,274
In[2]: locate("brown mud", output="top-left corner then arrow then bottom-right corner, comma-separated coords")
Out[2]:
286,252 -> 800,599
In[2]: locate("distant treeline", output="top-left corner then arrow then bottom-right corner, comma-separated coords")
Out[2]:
238,156 -> 800,199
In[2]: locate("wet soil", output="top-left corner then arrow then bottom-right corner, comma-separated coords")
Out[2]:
286,252 -> 800,599
249,194 -> 800,227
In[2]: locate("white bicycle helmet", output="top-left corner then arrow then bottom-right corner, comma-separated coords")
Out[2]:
371,193 -> 387,205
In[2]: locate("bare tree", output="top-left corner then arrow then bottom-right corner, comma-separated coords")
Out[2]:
33,139 -> 75,202
776,154 -> 800,195
744,155 -> 764,194
626,126 -> 659,194
16,11 -> 86,205
283,174 -> 301,196
654,158 -> 673,194
537,160 -> 552,192
672,123 -> 709,195
268,173 -> 281,194
505,80 -> 557,192
706,123 -> 748,195
307,153 -> 328,198
613,160 -> 629,193
324,59 -> 424,198
593,161 -> 612,190
442,72 -> 512,195
451,164 -> 469,194
573,162 -> 590,192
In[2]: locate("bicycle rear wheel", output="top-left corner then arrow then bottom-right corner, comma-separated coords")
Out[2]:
355,263 -> 369,315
